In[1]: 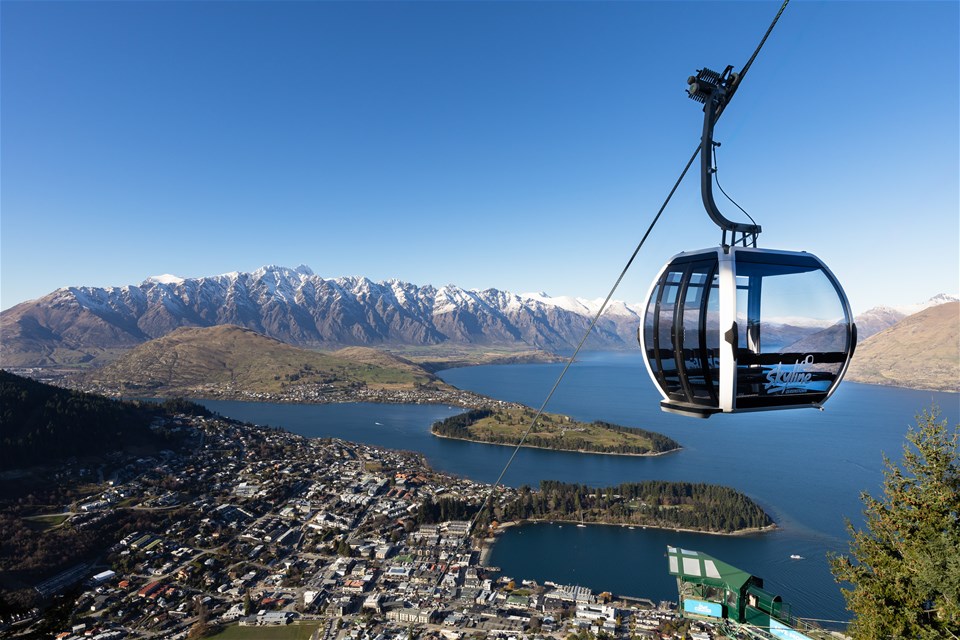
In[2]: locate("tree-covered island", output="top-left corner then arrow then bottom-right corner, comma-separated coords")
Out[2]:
431,408 -> 681,456
474,480 -> 773,535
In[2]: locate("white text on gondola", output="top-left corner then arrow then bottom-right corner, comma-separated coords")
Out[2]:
764,355 -> 815,394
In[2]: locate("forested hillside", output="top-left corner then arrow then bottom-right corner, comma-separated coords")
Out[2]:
502,480 -> 774,533
0,371 -> 203,468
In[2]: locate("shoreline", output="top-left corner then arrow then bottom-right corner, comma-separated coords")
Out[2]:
430,428 -> 681,458
497,517 -> 778,537
480,518 -> 779,565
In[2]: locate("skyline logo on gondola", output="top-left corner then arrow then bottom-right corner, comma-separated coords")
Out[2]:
764,355 -> 816,394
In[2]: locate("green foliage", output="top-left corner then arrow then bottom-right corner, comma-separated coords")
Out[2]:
497,480 -> 772,533
830,407 -> 960,639
590,420 -> 679,453
431,409 -> 680,455
0,370 -> 176,467
431,409 -> 494,437
159,397 -> 213,417
415,497 -> 481,525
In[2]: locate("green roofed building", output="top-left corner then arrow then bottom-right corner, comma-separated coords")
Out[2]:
666,546 -> 833,640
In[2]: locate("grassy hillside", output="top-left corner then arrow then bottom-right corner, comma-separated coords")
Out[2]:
80,325 -> 448,397
847,302 -> 959,392
387,345 -> 564,372
432,408 -> 680,455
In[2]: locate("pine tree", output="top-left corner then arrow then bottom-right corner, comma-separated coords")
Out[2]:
830,407 -> 960,639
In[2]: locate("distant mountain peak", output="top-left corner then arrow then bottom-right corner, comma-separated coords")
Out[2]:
145,274 -> 185,285
854,293 -> 959,342
252,264 -> 314,279
521,291 -> 643,318
891,293 -> 958,316
25,264 -> 948,369
924,292 -> 958,305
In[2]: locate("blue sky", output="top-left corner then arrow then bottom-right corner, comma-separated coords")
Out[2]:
2,1 -> 957,314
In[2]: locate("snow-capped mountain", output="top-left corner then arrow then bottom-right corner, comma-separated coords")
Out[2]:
854,293 -> 959,341
520,292 -> 644,318
890,292 -> 959,317
5,266 -> 954,367
0,266 -> 638,367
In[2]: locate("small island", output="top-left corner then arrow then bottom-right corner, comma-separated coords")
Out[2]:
495,480 -> 775,535
431,408 -> 681,456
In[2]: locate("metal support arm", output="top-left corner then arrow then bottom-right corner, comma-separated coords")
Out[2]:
689,67 -> 762,247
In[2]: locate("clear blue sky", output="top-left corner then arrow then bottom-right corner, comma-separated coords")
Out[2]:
2,1 -> 957,314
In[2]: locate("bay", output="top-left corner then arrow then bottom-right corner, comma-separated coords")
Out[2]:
199,353 -> 959,628
441,353 -> 959,627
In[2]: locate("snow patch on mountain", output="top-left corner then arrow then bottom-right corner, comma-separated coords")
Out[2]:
892,293 -> 959,317
764,316 -> 841,328
521,292 -> 642,318
0,264 -> 676,367
854,293 -> 958,342
145,274 -> 185,285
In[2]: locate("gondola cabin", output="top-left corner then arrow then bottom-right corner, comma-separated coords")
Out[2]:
640,246 -> 855,418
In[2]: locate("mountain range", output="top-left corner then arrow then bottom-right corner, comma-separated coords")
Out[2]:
0,265 -> 635,367
1,265 -> 956,373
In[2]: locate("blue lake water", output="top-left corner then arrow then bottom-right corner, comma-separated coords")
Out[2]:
200,352 -> 959,628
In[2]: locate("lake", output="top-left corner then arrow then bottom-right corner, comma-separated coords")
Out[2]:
201,352 -> 958,628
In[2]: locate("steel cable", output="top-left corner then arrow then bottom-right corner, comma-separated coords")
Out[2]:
435,0 -> 795,594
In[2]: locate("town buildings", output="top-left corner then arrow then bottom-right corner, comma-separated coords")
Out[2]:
3,413 -> 722,640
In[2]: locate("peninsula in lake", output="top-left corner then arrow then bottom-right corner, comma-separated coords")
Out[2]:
496,480 -> 775,535
431,408 -> 681,456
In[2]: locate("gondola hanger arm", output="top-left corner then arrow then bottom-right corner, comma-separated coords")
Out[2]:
688,66 -> 762,248
685,0 -> 790,247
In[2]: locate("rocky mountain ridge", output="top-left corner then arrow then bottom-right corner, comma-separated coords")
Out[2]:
3,265 -> 955,373
1,265 -> 639,367
853,293 -> 959,340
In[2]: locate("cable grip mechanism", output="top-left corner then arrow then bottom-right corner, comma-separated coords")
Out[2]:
687,65 -> 760,247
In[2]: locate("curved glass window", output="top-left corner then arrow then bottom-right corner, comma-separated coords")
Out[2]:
643,248 -> 854,417
732,252 -> 852,410
644,254 -> 720,410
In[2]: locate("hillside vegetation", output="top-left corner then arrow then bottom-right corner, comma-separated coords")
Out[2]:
0,371 -> 201,468
500,480 -> 774,534
79,325 -> 448,397
847,302 -> 959,392
432,408 -> 680,455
